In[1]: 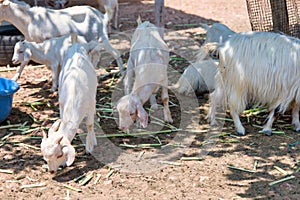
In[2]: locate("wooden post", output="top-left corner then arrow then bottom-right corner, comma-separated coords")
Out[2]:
270,0 -> 289,34
155,0 -> 165,38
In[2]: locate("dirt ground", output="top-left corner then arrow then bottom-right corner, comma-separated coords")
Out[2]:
1,0 -> 300,199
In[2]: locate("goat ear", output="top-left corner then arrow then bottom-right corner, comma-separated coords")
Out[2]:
136,103 -> 148,128
56,135 -> 63,144
24,48 -> 32,62
42,130 -> 48,139
62,145 -> 75,166
137,15 -> 142,25
49,119 -> 62,134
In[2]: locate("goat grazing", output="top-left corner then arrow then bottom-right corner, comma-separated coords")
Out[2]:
169,23 -> 234,96
207,31 -> 300,136
169,47 -> 218,96
12,35 -> 101,91
0,0 -> 123,73
98,0 -> 119,30
116,20 -> 173,131
41,34 -> 98,173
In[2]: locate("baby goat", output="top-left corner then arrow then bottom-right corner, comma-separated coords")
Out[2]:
116,20 -> 173,131
41,34 -> 98,173
12,35 -> 101,92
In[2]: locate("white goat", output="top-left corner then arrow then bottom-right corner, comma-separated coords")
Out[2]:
117,20 -> 173,131
169,47 -> 218,96
200,23 -> 235,44
12,35 -> 101,92
0,0 -> 123,73
207,31 -> 300,136
98,0 -> 118,30
169,23 -> 234,96
44,0 -> 118,30
41,34 -> 98,173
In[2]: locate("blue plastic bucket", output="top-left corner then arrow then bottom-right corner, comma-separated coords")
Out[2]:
0,77 -> 20,122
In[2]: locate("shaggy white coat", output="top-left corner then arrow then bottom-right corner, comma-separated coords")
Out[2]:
208,31 -> 300,135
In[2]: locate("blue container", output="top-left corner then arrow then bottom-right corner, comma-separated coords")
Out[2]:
0,77 -> 20,122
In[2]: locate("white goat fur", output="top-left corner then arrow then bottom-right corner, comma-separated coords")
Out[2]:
12,35 -> 101,92
45,0 -> 118,30
169,48 -> 218,96
170,23 -> 234,96
200,23 -> 235,44
98,0 -> 118,30
117,21 -> 173,131
41,37 -> 98,173
208,31 -> 300,135
0,0 -> 123,73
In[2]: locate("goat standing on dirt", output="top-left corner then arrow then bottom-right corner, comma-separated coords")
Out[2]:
116,20 -> 173,131
11,35 -> 101,91
207,31 -> 300,136
41,34 -> 98,173
0,0 -> 124,74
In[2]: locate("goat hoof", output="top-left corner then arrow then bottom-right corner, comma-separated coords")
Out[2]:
150,104 -> 159,111
295,128 -> 300,133
262,130 -> 272,136
236,131 -> 245,136
165,117 -> 173,124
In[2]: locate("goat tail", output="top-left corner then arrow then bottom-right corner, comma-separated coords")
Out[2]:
199,23 -> 210,31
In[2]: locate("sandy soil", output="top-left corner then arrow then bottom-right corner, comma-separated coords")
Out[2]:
1,1 -> 300,200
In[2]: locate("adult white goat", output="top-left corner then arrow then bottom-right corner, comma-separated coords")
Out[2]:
207,31 -> 300,136
116,20 -> 173,131
12,35 -> 101,91
44,0 -> 119,30
0,0 -> 123,73
41,34 -> 98,173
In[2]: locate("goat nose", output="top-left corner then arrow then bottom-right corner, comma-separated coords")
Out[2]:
120,126 -> 126,131
50,170 -> 55,174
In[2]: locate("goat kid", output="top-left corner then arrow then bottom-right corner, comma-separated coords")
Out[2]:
41,35 -> 98,173
117,20 -> 173,131
12,34 -> 101,92
169,46 -> 218,96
